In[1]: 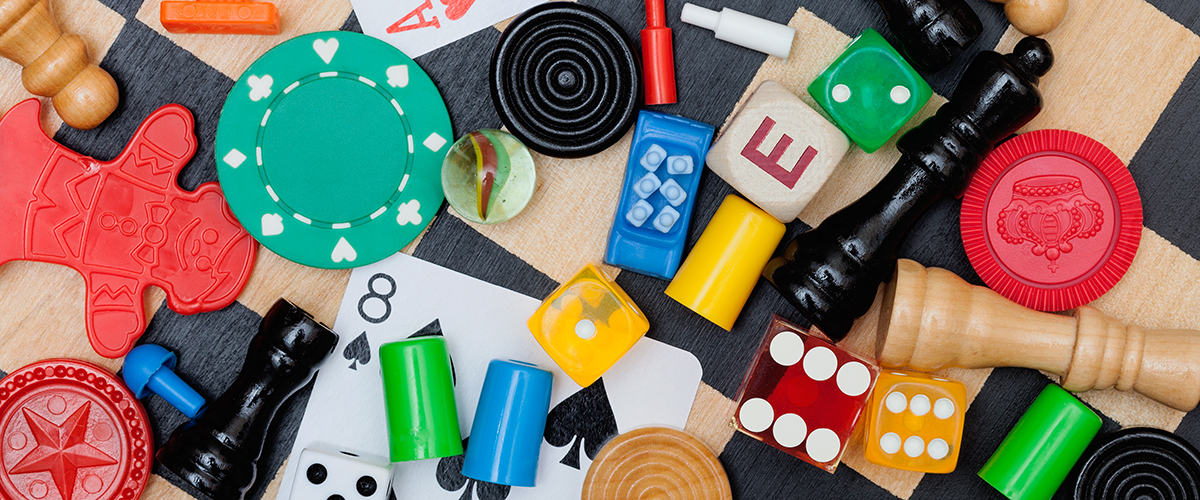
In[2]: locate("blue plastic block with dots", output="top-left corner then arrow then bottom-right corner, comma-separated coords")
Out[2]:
606,110 -> 714,279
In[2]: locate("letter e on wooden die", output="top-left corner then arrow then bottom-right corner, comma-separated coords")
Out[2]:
706,81 -> 849,222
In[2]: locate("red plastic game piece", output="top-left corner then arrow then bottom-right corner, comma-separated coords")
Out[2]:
642,0 -> 676,105
961,129 -> 1142,312
160,1 -> 282,35
0,98 -> 257,358
0,359 -> 153,500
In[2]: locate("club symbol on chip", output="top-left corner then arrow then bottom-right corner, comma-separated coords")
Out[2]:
997,175 -> 1104,272
313,38 -> 339,64
332,237 -> 357,263
248,75 -> 273,101
397,200 -> 422,226
387,65 -> 409,88
261,213 -> 284,236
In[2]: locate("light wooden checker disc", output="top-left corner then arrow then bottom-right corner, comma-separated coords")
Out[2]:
582,427 -> 732,500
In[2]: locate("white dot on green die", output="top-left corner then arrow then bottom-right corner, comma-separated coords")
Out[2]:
832,84 -> 852,103
891,85 -> 911,104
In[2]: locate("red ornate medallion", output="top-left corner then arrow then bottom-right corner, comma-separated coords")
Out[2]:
961,129 -> 1143,312
0,360 -> 152,500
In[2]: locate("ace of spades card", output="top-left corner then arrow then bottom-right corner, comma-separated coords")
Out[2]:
276,253 -> 702,499
350,0 -> 548,58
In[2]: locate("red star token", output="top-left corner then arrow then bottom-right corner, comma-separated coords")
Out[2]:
0,360 -> 152,500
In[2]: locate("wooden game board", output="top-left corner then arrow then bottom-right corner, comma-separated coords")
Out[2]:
2,0 -> 1199,498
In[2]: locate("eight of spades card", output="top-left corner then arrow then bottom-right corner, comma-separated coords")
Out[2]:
350,0 -> 548,58
276,253 -> 703,500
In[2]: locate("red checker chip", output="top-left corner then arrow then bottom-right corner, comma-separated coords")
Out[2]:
961,129 -> 1142,312
0,360 -> 152,500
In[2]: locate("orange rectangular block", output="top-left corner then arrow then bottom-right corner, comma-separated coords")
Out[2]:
161,1 -> 281,35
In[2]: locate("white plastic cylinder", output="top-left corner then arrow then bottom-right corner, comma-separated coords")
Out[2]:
680,4 -> 795,59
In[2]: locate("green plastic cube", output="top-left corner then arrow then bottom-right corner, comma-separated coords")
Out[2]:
808,29 -> 932,153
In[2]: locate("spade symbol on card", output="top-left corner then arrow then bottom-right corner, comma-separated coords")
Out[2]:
344,332 -> 371,370
408,319 -> 455,386
437,438 -> 510,500
543,378 -> 618,469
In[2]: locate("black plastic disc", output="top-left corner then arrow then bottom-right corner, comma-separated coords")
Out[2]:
1076,428 -> 1200,500
490,3 -> 641,158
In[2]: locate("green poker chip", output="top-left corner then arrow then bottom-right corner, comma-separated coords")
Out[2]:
217,31 -> 450,269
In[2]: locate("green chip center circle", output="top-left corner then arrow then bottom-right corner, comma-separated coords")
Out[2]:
262,77 -> 407,224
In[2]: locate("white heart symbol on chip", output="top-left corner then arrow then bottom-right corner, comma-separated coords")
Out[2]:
261,213 -> 284,236
387,65 -> 409,88
331,237 -> 357,263
248,75 -> 273,101
396,200 -> 422,226
313,38 -> 339,64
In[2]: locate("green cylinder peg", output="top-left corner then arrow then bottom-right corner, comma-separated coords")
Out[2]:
978,384 -> 1102,500
379,336 -> 463,462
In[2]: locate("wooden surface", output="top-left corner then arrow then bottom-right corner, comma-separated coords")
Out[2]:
1,0 -> 1200,498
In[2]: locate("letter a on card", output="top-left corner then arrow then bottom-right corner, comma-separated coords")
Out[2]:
388,0 -> 440,33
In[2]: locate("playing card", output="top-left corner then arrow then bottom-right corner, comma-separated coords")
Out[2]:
275,253 -> 702,499
350,0 -> 547,58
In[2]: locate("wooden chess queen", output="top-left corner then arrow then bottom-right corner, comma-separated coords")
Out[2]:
0,0 -> 119,129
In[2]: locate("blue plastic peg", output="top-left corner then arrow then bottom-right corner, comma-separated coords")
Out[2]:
123,344 -> 207,419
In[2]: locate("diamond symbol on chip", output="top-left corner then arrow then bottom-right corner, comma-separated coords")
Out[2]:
387,65 -> 409,88
313,38 -> 339,64
248,75 -> 273,102
423,133 -> 447,152
223,149 -> 246,168
261,213 -> 283,236
331,237 -> 357,263
397,200 -> 422,226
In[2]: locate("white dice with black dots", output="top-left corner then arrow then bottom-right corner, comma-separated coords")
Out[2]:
627,144 -> 694,233
290,448 -> 393,500
879,390 -> 957,460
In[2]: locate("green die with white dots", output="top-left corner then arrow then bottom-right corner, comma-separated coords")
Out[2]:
808,29 -> 932,153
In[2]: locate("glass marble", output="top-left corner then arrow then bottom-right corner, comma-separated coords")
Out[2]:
733,315 -> 880,473
441,129 -> 536,224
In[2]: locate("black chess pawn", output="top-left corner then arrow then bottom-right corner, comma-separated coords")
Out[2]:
156,299 -> 339,499
763,36 -> 1053,342
876,0 -> 984,73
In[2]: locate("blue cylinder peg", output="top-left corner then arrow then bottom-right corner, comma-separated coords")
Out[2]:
123,344 -> 207,419
462,359 -> 553,487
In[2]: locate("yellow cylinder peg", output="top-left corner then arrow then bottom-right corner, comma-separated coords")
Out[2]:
665,195 -> 786,330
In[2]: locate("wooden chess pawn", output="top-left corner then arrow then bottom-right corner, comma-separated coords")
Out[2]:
990,0 -> 1068,36
156,299 -> 339,499
878,259 -> 1200,412
876,0 -> 983,73
763,36 -> 1053,342
0,0 -> 119,129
